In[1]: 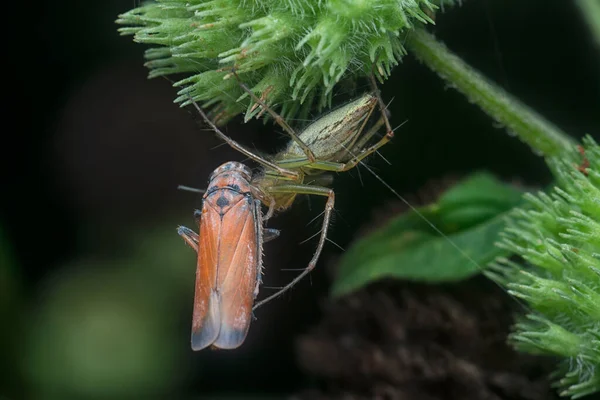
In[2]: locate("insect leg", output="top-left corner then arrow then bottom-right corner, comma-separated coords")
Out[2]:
230,69 -> 316,163
177,226 -> 199,252
188,99 -> 300,180
334,75 -> 398,171
315,74 -> 396,170
350,114 -> 386,155
334,121 -> 393,171
262,196 -> 276,222
252,184 -> 334,310
313,70 -> 396,171
368,73 -> 395,139
352,73 -> 394,146
264,228 -> 281,243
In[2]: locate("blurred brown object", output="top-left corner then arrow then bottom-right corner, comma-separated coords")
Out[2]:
293,278 -> 558,400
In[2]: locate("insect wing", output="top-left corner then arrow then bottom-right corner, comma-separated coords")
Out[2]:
191,202 -> 221,350
212,196 -> 260,349
191,191 -> 261,350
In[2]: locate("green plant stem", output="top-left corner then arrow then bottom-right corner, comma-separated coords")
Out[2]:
406,28 -> 575,157
577,0 -> 600,48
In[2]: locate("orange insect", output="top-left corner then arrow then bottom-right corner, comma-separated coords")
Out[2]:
178,162 -> 279,350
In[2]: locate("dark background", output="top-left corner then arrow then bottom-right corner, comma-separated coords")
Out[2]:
3,0 -> 599,399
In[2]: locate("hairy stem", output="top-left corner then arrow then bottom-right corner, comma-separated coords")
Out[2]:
577,0 -> 600,48
406,28 -> 575,157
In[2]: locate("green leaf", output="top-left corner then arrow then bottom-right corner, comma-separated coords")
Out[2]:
332,172 -> 525,297
435,171 -> 524,229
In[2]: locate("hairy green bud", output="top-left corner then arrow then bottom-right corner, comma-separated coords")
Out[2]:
488,136 -> 600,399
116,0 -> 456,123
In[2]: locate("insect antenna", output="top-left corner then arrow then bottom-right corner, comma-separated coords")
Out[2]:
177,185 -> 206,194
